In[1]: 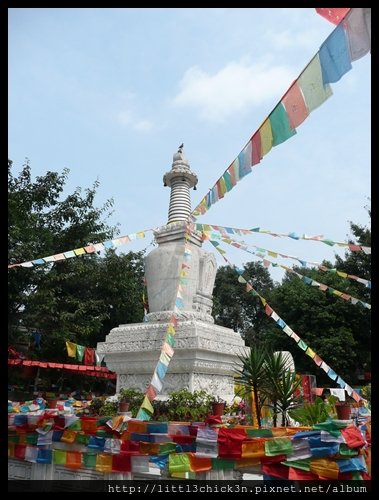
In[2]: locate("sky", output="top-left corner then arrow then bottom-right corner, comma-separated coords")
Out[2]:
8,8 -> 371,285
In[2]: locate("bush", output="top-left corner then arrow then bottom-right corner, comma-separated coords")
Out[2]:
157,389 -> 213,421
118,388 -> 145,417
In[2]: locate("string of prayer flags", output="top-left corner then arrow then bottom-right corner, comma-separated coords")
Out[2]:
8,412 -> 370,479
216,233 -> 371,310
208,238 -> 362,403
191,8 -> 370,220
8,229 -> 152,269
196,223 -> 371,254
65,341 -> 101,366
207,231 -> 370,289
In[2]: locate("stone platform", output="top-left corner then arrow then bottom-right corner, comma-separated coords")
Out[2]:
97,319 -> 246,402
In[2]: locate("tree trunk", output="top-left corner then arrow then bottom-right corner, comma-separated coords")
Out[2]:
253,386 -> 261,428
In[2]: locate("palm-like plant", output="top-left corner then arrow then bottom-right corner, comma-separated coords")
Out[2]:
235,346 -> 267,427
263,351 -> 299,426
272,370 -> 302,426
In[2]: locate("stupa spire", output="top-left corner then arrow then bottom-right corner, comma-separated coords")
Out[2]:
163,144 -> 198,224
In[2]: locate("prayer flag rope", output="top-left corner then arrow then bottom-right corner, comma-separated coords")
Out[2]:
8,229 -> 152,269
191,8 -> 370,220
195,223 -> 371,254
208,233 -> 370,310
203,230 -> 371,288
208,237 -> 363,404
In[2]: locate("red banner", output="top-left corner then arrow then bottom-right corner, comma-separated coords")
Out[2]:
8,358 -> 117,379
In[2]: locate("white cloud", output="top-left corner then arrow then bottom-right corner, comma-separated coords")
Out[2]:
118,110 -> 154,132
172,60 -> 294,123
265,27 -> 326,51
133,120 -> 153,132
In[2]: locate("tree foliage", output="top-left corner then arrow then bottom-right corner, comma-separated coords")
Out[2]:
212,261 -> 274,344
213,207 -> 370,386
8,160 -> 145,369
264,265 -> 370,384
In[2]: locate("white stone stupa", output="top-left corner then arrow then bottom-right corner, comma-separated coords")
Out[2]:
97,146 -> 245,401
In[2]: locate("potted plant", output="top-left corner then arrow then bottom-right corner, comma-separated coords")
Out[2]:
335,397 -> 353,420
210,396 -> 226,416
117,388 -> 144,416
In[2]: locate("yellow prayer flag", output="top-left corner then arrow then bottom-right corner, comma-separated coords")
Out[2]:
337,271 -> 348,278
310,458 -> 339,480
259,119 -> 273,157
96,453 -> 113,473
141,395 -> 154,414
137,231 -> 145,238
73,248 -> 86,256
305,347 -> 316,358
219,177 -> 227,196
167,324 -> 176,335
66,341 -> 77,358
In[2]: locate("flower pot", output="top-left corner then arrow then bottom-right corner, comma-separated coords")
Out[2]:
336,404 -> 351,420
119,401 -> 130,412
211,402 -> 225,416
47,399 -> 58,409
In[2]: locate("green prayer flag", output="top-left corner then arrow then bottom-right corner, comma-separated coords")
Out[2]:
338,443 -> 358,457
166,334 -> 175,348
25,433 -> 38,445
169,453 -> 191,473
83,452 -> 97,468
223,171 -> 233,192
211,458 -> 236,470
159,442 -> 177,455
281,458 -> 311,471
67,420 -> 81,431
298,340 -> 308,351
265,437 -> 293,456
76,344 -> 85,362
53,449 -> 67,465
76,433 -> 90,445
313,419 -> 347,437
298,54 -> 333,112
246,428 -> 273,438
269,103 -> 297,146
8,435 -> 20,444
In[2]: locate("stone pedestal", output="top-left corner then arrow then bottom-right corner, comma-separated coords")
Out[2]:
97,319 -> 246,402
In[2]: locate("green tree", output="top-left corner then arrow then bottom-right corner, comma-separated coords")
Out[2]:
8,160 -> 145,369
8,159 -> 116,340
264,264 -> 370,384
335,203 -> 371,304
212,262 -> 275,344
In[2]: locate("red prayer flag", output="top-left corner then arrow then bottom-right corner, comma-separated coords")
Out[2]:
265,304 -> 273,316
84,347 -> 95,366
288,467 -> 319,480
315,8 -> 351,25
262,463 -> 289,479
282,81 -> 309,129
251,132 -> 262,166
112,452 -> 132,472
341,426 -> 366,448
